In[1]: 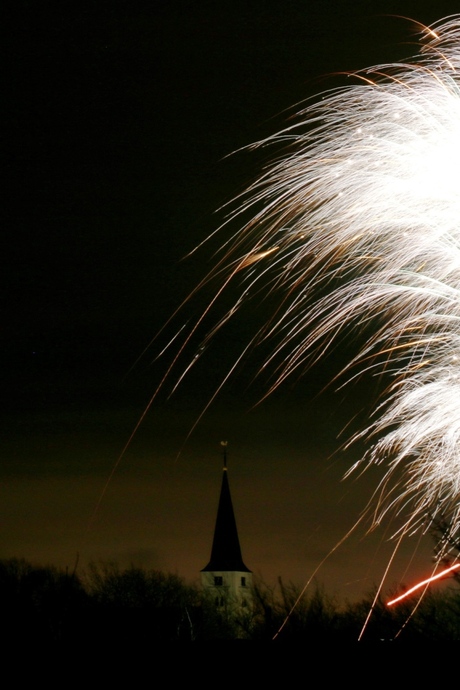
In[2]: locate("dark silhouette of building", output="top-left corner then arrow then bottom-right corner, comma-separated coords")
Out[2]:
201,442 -> 253,612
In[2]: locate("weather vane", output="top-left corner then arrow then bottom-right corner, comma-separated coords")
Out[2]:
220,441 -> 228,469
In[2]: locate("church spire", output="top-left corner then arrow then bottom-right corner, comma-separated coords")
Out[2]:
202,442 -> 250,573
200,443 -> 253,615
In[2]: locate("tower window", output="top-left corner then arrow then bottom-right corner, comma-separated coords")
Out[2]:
214,576 -> 223,586
241,577 -> 246,587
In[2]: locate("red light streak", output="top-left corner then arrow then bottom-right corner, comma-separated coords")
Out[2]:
387,563 -> 460,606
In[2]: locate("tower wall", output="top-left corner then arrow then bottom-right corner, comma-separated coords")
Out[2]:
201,569 -> 253,611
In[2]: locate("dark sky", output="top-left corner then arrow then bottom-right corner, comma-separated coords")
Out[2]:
3,0 -> 459,600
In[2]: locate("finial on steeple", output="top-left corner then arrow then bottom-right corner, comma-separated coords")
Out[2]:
220,441 -> 228,470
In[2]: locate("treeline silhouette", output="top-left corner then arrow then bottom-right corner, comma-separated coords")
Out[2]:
1,558 -> 459,646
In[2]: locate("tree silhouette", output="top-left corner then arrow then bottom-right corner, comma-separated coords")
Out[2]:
432,518 -> 460,585
86,562 -> 199,643
0,558 -> 89,648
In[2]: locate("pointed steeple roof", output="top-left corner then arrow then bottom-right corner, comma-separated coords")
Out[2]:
201,444 -> 251,573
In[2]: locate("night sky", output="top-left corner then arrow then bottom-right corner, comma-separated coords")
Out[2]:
4,0 -> 459,600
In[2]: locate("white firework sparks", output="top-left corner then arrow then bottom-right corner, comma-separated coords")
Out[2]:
169,17 -> 460,552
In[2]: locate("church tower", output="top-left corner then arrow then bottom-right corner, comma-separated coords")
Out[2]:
201,442 -> 253,613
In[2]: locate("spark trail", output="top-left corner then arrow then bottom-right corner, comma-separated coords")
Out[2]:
387,563 -> 460,606
167,16 -> 460,552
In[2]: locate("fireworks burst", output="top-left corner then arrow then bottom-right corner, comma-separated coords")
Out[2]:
162,17 -> 460,559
